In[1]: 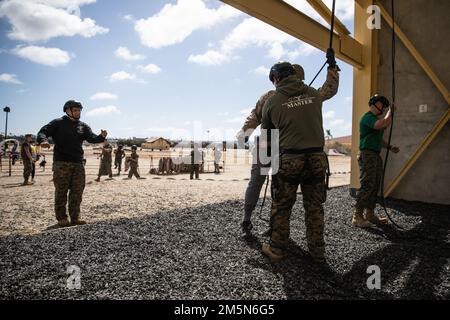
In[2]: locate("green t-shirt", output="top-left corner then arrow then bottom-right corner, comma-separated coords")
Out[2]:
359,111 -> 383,152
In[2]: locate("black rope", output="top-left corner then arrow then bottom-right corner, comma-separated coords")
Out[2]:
379,0 -> 404,230
309,0 -> 336,86
259,175 -> 270,222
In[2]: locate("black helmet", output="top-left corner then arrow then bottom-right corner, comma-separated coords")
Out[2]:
63,100 -> 83,112
131,145 -> 137,150
269,61 -> 295,83
368,94 -> 390,108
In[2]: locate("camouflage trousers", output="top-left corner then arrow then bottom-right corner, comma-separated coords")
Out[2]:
98,159 -> 112,178
356,150 -> 383,210
128,166 -> 140,179
269,154 -> 327,259
23,159 -> 32,180
53,161 -> 85,221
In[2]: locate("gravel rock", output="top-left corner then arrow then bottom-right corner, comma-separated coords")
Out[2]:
0,186 -> 448,299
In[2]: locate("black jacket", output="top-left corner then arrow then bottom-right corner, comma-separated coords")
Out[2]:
37,116 -> 105,163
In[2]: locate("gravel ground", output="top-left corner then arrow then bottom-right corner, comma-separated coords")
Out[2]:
1,184 -> 449,300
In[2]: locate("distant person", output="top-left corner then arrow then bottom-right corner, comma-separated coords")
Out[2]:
125,145 -> 143,179
352,94 -> 400,228
20,134 -> 34,185
96,140 -> 113,182
213,145 -> 222,174
30,141 -> 38,183
37,100 -> 107,227
190,144 -> 202,180
114,144 -> 126,175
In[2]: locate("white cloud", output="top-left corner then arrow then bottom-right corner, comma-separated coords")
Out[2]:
323,110 -> 335,119
217,112 -> 229,117
287,43 -> 320,60
188,50 -> 230,66
190,17 -> 319,66
253,66 -> 270,76
108,71 -> 136,82
134,0 -> 241,49
90,92 -> 118,101
123,14 -> 134,21
0,0 -> 108,42
138,63 -> 162,74
14,45 -> 70,66
114,46 -> 145,61
0,73 -> 22,84
86,105 -> 121,117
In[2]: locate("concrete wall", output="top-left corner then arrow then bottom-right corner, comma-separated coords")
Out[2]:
377,0 -> 450,204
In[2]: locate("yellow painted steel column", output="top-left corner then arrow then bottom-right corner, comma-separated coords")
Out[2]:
350,0 -> 378,191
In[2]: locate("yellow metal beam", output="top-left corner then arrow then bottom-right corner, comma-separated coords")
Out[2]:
350,0 -> 378,190
375,0 -> 450,105
306,0 -> 351,36
220,0 -> 363,68
384,109 -> 450,197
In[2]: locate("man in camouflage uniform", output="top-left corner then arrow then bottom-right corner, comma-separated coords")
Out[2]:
126,145 -> 142,179
238,63 -> 339,238
353,94 -> 400,227
114,144 -> 126,175
95,140 -> 113,182
261,53 -> 339,263
37,100 -> 107,227
20,134 -> 34,185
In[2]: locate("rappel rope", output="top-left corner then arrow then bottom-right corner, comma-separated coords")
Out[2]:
379,0 -> 404,229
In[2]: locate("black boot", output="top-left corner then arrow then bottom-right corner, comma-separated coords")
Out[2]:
241,221 -> 253,237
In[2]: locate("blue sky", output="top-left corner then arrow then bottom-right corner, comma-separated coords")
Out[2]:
0,0 -> 354,141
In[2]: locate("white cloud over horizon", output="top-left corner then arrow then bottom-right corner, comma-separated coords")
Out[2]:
0,0 -> 108,42
253,66 -> 270,76
0,73 -> 22,84
138,63 -> 162,74
108,71 -> 136,82
14,45 -> 71,66
134,0 -> 241,49
189,17 -> 320,66
86,105 -> 121,117
90,92 -> 118,101
114,46 -> 146,61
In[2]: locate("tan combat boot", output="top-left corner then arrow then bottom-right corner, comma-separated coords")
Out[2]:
365,209 -> 388,225
57,218 -> 71,227
262,243 -> 284,263
71,218 -> 87,225
352,207 -> 371,228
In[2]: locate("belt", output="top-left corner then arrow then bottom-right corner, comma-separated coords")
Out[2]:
280,147 -> 323,155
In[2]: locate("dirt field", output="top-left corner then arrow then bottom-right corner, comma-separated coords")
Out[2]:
0,147 -> 350,236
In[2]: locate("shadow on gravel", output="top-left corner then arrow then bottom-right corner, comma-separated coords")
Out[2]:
341,198 -> 450,299
0,187 -> 448,299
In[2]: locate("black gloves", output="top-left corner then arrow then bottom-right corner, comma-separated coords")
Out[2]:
326,48 -> 340,71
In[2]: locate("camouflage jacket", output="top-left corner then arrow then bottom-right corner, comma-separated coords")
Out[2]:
241,67 -> 339,133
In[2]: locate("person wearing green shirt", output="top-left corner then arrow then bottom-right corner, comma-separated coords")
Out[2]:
353,94 -> 400,228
